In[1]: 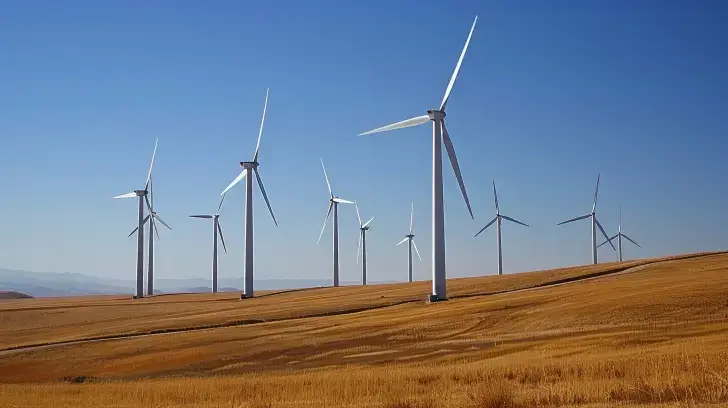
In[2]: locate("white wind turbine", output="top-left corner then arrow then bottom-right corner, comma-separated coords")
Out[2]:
359,16 -> 478,302
598,205 -> 640,262
396,203 -> 421,283
114,138 -> 159,299
317,158 -> 354,287
126,174 -> 172,296
474,181 -> 528,276
355,202 -> 374,286
189,195 -> 228,293
220,88 -> 278,299
557,174 -> 616,264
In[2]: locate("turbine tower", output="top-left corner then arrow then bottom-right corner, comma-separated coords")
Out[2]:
557,174 -> 616,264
190,195 -> 229,293
220,88 -> 278,299
359,16 -> 478,302
396,203 -> 421,283
474,181 -> 528,275
598,206 -> 640,262
114,138 -> 159,299
355,202 -> 374,286
317,158 -> 353,287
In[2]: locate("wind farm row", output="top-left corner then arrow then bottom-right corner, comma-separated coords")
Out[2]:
113,15 -> 639,301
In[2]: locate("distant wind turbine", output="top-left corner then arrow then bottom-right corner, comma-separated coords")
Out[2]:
397,203 -> 421,283
355,202 -> 374,285
598,206 -> 640,262
474,181 -> 528,276
557,174 -> 616,264
317,158 -> 354,287
220,88 -> 278,299
190,195 -> 228,293
114,138 -> 159,299
132,175 -> 172,296
359,16 -> 479,302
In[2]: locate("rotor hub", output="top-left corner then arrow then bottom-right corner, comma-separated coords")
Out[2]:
427,110 -> 446,120
240,161 -> 259,169
134,190 -> 147,196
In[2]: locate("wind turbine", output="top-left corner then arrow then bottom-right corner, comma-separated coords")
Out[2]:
598,206 -> 640,262
190,195 -> 228,292
474,181 -> 528,276
114,138 -> 158,299
557,174 -> 616,264
355,202 -> 374,285
359,16 -> 478,302
126,174 -> 172,296
220,88 -> 278,299
317,158 -> 353,287
396,203 -> 421,283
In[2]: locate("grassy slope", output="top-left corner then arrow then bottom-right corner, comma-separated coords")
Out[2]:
1,252 -> 727,407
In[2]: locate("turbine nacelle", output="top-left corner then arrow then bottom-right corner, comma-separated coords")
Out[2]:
240,161 -> 260,169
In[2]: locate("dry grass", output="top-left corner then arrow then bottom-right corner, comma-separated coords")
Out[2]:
0,252 -> 727,407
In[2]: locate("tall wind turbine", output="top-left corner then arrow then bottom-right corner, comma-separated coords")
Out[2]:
126,174 -> 172,296
359,17 -> 478,302
317,158 -> 353,287
220,88 -> 278,299
474,181 -> 528,276
557,174 -> 616,264
396,203 -> 421,283
190,195 -> 228,293
355,202 -> 374,285
114,138 -> 158,299
598,206 -> 640,262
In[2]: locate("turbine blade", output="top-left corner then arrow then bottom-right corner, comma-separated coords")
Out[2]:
357,232 -> 362,264
442,121 -> 473,219
622,233 -> 641,248
595,217 -> 616,251
220,169 -> 246,196
127,226 -> 139,238
145,195 -> 152,214
217,222 -> 227,254
253,88 -> 269,162
317,202 -> 333,244
320,158 -> 333,198
597,234 -> 618,249
355,201 -> 362,227
409,202 -> 414,234
440,15 -> 478,111
362,217 -> 374,229
153,213 -> 172,230
501,215 -> 529,227
358,115 -> 430,136
332,198 -> 353,204
152,218 -> 161,241
396,237 -> 409,246
493,180 -> 499,214
189,215 -> 213,219
145,138 -> 158,189
255,169 -> 278,226
557,214 -> 591,225
114,192 -> 137,199
412,239 -> 422,261
592,174 -> 601,213
474,216 -> 498,237
217,193 -> 226,214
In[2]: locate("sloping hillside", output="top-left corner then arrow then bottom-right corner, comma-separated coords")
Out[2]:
0,291 -> 32,300
0,252 -> 726,408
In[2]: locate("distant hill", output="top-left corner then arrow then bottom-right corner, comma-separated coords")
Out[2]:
0,268 -> 395,298
0,291 -> 33,299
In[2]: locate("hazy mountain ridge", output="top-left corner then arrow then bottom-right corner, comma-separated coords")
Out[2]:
0,268 -> 391,297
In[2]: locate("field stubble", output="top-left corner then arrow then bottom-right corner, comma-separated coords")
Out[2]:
0,252 -> 727,407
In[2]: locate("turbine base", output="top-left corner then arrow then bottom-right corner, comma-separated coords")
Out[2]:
240,293 -> 252,300
427,294 -> 447,303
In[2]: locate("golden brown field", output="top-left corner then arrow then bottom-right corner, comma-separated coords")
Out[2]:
1,252 -> 727,407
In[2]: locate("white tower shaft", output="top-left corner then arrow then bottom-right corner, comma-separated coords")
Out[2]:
408,239 -> 413,283
244,167 -> 254,297
136,195 -> 145,298
213,217 -> 219,293
333,202 -> 340,287
361,230 -> 367,285
496,216 -> 503,275
431,113 -> 446,300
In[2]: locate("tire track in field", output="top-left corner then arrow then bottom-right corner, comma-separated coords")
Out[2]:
0,252 -> 722,356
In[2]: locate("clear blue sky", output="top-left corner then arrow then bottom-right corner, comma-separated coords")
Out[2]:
1,0 -> 726,283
